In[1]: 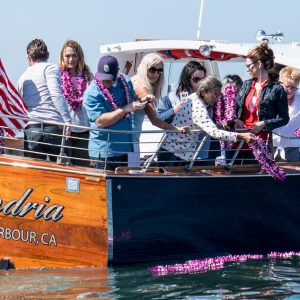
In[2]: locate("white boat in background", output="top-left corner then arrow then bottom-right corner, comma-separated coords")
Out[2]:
100,38 -> 300,156
100,38 -> 300,76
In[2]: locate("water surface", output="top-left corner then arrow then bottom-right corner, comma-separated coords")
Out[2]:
1,257 -> 300,299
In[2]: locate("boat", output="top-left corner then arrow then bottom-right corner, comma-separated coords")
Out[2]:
0,38 -> 300,269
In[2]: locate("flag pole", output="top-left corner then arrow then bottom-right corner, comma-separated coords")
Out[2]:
196,0 -> 205,40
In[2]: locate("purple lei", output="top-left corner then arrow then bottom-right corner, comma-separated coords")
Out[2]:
248,136 -> 286,181
151,254 -> 263,276
215,83 -> 237,126
215,83 -> 238,150
95,73 -> 131,119
151,251 -> 300,276
61,69 -> 88,111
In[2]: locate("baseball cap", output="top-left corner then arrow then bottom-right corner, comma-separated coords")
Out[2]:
97,55 -> 119,81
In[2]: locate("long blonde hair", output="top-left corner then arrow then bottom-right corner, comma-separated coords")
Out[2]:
133,53 -> 164,99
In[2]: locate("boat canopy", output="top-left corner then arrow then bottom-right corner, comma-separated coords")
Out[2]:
100,39 -> 300,70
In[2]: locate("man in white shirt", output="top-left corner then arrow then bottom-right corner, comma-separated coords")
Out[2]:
18,39 -> 71,161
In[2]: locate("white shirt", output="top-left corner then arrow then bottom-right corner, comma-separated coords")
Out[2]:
17,62 -> 71,124
273,92 -> 300,148
162,93 -> 237,161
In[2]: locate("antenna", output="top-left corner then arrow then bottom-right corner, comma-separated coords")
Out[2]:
196,0 -> 205,40
255,30 -> 284,43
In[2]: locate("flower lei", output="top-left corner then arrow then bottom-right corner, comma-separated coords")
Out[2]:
95,73 -> 132,118
294,128 -> 300,138
215,83 -> 238,150
248,136 -> 286,181
215,83 -> 237,127
61,70 -> 88,111
214,84 -> 286,181
151,251 -> 300,276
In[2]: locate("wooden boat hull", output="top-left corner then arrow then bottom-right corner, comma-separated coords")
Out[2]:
107,174 -> 300,264
1,155 -> 300,268
0,156 -> 108,268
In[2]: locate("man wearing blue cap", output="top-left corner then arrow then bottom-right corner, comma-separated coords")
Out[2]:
84,55 -> 154,170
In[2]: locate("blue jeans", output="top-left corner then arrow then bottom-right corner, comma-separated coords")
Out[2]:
24,124 -> 63,161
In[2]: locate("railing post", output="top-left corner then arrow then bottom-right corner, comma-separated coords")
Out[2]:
144,133 -> 166,170
186,135 -> 209,170
57,125 -> 67,165
226,140 -> 244,168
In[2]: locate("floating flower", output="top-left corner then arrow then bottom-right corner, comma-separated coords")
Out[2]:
151,254 -> 264,276
151,252 -> 300,277
268,251 -> 300,258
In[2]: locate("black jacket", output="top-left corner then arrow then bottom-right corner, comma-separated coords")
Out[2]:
236,79 -> 289,131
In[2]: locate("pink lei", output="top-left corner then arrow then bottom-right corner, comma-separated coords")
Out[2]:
215,83 -> 238,149
95,73 -> 132,119
215,83 -> 237,127
295,128 -> 300,138
248,136 -> 286,181
61,69 -> 88,111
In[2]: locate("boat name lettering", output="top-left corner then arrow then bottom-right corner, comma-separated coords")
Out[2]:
0,188 -> 64,222
0,226 -> 57,246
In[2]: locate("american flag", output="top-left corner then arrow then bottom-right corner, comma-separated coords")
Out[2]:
0,59 -> 28,136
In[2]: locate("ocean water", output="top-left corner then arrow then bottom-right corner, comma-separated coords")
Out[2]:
1,257 -> 300,299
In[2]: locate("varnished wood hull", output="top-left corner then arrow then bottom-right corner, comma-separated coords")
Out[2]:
1,155 -> 300,268
0,155 -> 108,268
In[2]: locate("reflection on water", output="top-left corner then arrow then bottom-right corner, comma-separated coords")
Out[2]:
0,258 -> 300,299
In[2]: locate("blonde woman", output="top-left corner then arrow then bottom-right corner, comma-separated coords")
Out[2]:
273,67 -> 300,161
130,53 -> 189,165
59,40 -> 93,166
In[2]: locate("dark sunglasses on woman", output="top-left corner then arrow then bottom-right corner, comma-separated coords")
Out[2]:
191,76 -> 203,83
148,67 -> 164,74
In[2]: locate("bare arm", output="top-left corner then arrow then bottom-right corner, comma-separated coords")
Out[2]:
95,107 -> 129,128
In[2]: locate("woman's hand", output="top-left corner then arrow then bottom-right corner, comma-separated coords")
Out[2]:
173,100 -> 186,114
125,101 -> 147,112
141,94 -> 155,104
234,119 -> 246,129
251,121 -> 266,134
176,126 -> 190,134
237,132 -> 257,143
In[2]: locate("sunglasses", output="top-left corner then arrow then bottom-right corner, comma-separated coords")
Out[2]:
148,67 -> 164,74
246,62 -> 256,69
191,76 -> 203,83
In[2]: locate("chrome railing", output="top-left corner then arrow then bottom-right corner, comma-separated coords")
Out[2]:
0,114 -> 298,173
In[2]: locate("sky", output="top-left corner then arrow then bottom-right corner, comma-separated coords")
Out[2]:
1,0 -> 300,85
